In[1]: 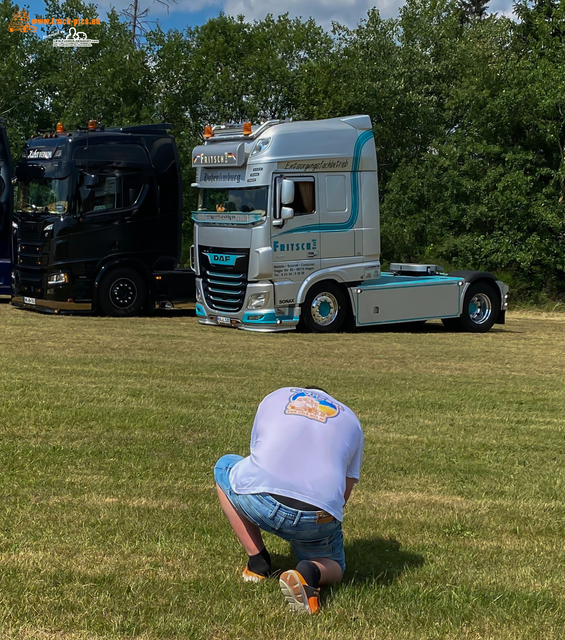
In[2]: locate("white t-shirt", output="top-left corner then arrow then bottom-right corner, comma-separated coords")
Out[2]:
229,387 -> 364,521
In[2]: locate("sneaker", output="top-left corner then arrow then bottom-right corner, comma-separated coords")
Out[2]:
279,570 -> 320,614
242,566 -> 268,583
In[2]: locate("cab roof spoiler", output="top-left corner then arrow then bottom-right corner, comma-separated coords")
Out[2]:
106,123 -> 173,134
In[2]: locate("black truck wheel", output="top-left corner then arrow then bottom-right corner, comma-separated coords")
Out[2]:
443,281 -> 499,333
98,267 -> 147,317
302,281 -> 348,333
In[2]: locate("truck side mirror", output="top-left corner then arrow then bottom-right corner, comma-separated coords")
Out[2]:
281,179 -> 294,205
79,187 -> 95,212
273,206 -> 294,227
83,173 -> 100,188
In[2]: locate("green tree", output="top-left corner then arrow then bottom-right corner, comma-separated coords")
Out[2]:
146,12 -> 335,255
3,0 -> 564,297
383,3 -> 565,297
147,12 -> 333,128
458,0 -> 490,22
316,9 -> 401,185
0,0 -> 50,160
1,0 -> 156,156
39,0 -> 156,129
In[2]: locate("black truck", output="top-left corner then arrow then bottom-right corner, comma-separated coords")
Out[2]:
11,122 -> 195,315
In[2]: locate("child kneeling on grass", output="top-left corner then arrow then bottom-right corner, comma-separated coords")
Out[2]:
214,386 -> 364,614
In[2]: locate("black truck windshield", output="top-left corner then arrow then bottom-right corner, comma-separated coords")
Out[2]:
17,177 -> 70,215
198,187 -> 268,214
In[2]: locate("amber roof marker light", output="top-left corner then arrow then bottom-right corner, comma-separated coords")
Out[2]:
203,125 -> 213,139
88,119 -> 97,131
243,122 -> 252,136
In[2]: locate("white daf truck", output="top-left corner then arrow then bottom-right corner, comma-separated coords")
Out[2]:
191,115 -> 508,332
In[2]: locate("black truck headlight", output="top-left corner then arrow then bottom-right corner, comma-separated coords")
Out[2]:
48,272 -> 69,286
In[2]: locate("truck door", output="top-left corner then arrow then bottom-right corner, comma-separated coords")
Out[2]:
78,169 -> 154,259
318,173 -> 355,260
0,123 -> 13,294
271,175 -> 320,289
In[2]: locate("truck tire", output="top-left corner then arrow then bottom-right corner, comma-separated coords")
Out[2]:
302,281 -> 348,333
442,281 -> 499,333
98,267 -> 148,317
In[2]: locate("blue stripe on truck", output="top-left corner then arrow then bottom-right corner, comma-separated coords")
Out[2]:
275,130 -> 374,236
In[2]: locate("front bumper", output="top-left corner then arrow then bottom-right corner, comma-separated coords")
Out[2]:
12,263 -> 94,314
195,280 -> 299,332
12,295 -> 92,314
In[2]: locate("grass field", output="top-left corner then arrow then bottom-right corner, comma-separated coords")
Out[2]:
1,301 -> 564,640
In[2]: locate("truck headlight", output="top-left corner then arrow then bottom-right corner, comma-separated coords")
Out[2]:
48,272 -> 69,285
247,292 -> 269,309
195,287 -> 203,304
251,136 -> 272,155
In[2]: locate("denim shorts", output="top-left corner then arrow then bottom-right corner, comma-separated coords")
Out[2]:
214,454 -> 345,572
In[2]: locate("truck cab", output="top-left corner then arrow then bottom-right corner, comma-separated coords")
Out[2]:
12,122 -> 194,315
191,115 -> 508,333
192,115 -> 381,330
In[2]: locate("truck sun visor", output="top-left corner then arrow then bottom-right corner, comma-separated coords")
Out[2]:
192,143 -> 245,168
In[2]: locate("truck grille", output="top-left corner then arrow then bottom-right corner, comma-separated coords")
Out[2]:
17,242 -> 44,268
13,218 -> 47,296
199,246 -> 249,313
13,269 -> 43,297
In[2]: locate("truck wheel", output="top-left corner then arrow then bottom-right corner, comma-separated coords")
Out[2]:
302,281 -> 348,333
98,267 -> 147,317
443,281 -> 499,333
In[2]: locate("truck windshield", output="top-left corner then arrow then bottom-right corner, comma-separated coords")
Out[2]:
16,177 -> 70,215
198,187 -> 268,214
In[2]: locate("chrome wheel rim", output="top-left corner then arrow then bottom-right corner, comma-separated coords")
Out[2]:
311,292 -> 339,326
110,278 -> 137,309
469,293 -> 492,325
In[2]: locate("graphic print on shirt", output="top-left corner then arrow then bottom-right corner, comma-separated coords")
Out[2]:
284,389 -> 343,423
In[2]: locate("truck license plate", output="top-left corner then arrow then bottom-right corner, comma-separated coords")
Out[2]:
23,297 -> 36,305
216,316 -> 232,326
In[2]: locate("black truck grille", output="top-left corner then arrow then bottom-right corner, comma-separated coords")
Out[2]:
13,269 -> 44,296
14,219 -> 48,296
199,246 -> 249,313
17,242 -> 44,268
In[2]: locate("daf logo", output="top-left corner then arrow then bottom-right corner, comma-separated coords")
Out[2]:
204,251 -> 245,267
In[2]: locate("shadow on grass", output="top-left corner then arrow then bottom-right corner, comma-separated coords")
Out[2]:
149,308 -> 196,318
357,321 -> 444,334
0,297 -> 196,315
357,322 -> 509,334
343,537 -> 424,586
270,537 -> 424,587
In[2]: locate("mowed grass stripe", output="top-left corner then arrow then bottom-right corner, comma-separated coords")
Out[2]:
1,302 -> 564,639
